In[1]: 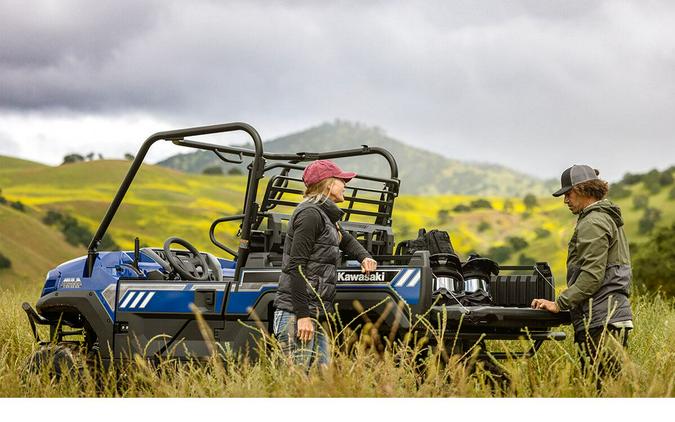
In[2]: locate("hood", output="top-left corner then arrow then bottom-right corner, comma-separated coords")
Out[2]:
581,199 -> 624,227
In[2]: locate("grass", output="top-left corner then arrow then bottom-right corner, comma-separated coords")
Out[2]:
0,272 -> 673,397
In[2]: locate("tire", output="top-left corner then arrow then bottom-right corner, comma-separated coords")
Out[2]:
25,343 -> 85,381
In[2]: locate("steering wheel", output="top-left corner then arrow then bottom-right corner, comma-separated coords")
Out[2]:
163,237 -> 211,281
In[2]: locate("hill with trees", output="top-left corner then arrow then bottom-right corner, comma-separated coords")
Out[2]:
158,120 -> 558,197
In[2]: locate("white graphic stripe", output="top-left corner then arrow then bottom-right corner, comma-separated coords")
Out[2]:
407,271 -> 421,287
394,269 -> 414,287
120,291 -> 136,308
139,292 -> 155,309
129,292 -> 146,308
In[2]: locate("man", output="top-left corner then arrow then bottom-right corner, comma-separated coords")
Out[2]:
531,164 -> 633,380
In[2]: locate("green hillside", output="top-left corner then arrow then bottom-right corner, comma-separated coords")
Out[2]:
159,120 -> 558,197
1,155 -> 673,290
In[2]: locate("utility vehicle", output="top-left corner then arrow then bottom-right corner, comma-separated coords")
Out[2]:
23,122 -> 570,369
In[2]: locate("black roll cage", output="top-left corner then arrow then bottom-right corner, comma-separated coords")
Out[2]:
85,122 -> 400,280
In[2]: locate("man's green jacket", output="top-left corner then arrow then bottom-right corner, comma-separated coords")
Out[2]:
555,199 -> 633,333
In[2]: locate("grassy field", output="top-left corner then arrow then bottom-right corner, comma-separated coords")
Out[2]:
1,156 -> 674,397
0,273 -> 673,397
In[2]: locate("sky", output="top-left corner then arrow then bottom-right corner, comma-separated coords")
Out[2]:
1,0 -> 674,181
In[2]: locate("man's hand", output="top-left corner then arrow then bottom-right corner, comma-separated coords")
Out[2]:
531,298 -> 560,313
296,317 -> 314,342
361,257 -> 377,274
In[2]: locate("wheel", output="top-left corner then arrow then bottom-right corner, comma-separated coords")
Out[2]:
25,343 -> 85,381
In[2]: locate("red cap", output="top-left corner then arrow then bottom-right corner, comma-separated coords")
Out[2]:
302,160 -> 357,187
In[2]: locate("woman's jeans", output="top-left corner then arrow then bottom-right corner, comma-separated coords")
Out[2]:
273,309 -> 330,368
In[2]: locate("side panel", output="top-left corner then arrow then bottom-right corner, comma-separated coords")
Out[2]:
113,280 -> 233,359
226,267 -> 424,334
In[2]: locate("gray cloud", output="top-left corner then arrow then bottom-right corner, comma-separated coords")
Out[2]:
1,0 -> 674,180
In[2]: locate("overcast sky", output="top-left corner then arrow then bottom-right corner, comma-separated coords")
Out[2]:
1,0 -> 674,181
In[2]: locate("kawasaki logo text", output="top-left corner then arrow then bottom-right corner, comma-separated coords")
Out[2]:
337,272 -> 386,282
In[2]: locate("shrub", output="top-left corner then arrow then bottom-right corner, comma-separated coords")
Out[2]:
622,172 -> 642,185
633,223 -> 675,296
535,227 -> 551,239
43,210 -> 64,226
227,168 -> 243,175
523,194 -> 538,210
608,183 -> 631,200
669,186 -> 675,201
487,245 -> 512,262
469,199 -> 492,209
202,166 -> 224,175
506,236 -> 529,252
638,207 -> 662,235
477,221 -> 491,232
453,204 -> 471,212
518,254 -> 535,266
42,210 -> 118,249
9,201 -> 25,212
633,194 -> 649,210
0,252 -> 11,269
642,169 -> 662,194
61,154 -> 84,165
659,171 -> 674,186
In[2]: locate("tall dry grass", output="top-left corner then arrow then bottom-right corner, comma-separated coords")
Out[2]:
1,277 -> 673,397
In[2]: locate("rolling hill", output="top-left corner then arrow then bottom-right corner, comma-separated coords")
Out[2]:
1,155 -> 673,288
159,120 -> 559,197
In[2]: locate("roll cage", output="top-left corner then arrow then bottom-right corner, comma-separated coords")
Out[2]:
86,122 -> 401,279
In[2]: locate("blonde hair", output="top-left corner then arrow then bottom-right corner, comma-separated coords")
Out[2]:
303,177 -> 339,204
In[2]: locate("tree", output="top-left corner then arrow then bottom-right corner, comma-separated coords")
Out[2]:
659,171 -> 674,186
98,153 -> 104,160
523,193 -> 538,211
633,223 -> 675,296
62,154 -> 84,165
86,152 -> 95,161
453,204 -> 471,212
470,199 -> 492,209
621,172 -> 642,185
202,166 -> 224,175
227,167 -> 243,175
124,153 -> 135,160
638,207 -> 662,235
642,169 -> 661,194
10,201 -> 25,212
633,194 -> 649,210
608,183 -> 631,200
43,210 -> 64,226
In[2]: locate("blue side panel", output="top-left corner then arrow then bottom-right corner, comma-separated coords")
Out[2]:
226,287 -> 276,314
117,288 -> 226,314
225,268 -> 422,315
389,268 -> 421,305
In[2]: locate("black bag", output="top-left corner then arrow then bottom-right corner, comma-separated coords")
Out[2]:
426,229 -> 455,255
405,228 -> 455,255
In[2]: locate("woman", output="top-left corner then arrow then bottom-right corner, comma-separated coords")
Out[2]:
273,159 -> 378,368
